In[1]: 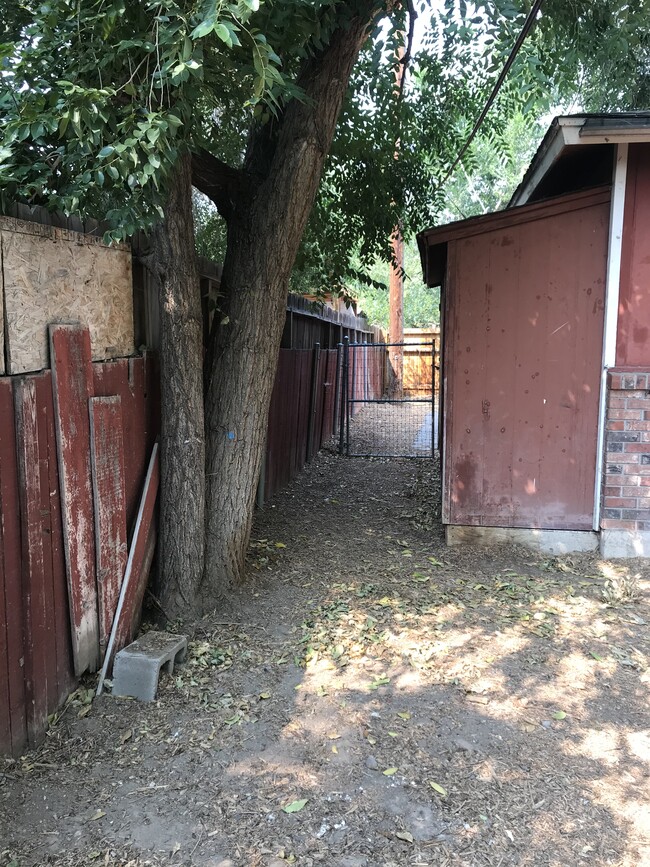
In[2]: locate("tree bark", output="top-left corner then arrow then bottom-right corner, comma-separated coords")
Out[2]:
151,151 -> 205,619
200,12 -> 373,599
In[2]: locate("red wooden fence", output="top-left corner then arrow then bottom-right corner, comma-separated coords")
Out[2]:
264,344 -> 385,501
0,356 -> 158,755
265,349 -> 316,499
1,336 -> 377,754
264,348 -> 340,500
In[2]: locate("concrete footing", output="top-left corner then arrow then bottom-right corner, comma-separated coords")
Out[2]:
445,525 -> 599,555
599,529 -> 650,559
112,631 -> 188,701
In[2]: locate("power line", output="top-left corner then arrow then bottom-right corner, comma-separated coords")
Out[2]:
441,0 -> 545,187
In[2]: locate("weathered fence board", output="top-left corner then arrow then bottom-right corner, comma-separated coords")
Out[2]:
15,378 -> 50,741
41,374 -> 74,702
93,356 -> 158,531
34,377 -> 56,709
265,353 -> 292,496
0,379 -> 26,754
90,396 -> 128,658
288,354 -> 303,479
50,324 -> 99,675
13,375 -> 76,743
295,350 -> 312,472
1,353 -> 159,755
264,348 -> 352,503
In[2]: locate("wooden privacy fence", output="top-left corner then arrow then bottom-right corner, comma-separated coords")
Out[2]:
403,328 -> 440,396
347,341 -> 386,418
263,348 -> 336,500
281,294 -> 382,350
0,349 -> 158,756
263,341 -> 386,501
0,322 -> 377,755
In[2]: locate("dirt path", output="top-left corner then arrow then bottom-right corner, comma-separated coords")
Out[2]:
2,451 -> 650,867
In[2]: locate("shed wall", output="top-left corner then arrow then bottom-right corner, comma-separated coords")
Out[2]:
444,198 -> 609,529
617,142 -> 650,367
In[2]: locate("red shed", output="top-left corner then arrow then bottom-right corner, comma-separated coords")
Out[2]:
418,113 -> 650,558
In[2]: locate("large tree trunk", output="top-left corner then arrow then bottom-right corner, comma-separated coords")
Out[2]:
151,152 -> 205,619
200,13 -> 372,599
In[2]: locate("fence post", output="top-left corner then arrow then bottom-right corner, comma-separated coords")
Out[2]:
306,342 -> 321,462
348,338 -> 356,456
339,337 -> 349,455
431,340 -> 436,456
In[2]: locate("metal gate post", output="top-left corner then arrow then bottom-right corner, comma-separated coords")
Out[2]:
333,343 -> 342,439
306,342 -> 321,462
348,341 -> 357,456
339,337 -> 349,455
431,339 -> 436,456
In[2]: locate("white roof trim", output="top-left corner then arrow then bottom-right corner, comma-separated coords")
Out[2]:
512,117 -> 586,206
578,126 -> 650,142
511,115 -> 650,207
512,127 -> 567,206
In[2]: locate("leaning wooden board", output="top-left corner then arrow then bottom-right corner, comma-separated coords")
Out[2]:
0,379 -> 26,754
96,441 -> 159,695
49,324 -> 99,675
89,396 -> 128,660
14,378 -> 50,742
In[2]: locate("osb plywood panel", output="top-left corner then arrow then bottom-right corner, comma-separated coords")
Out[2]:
0,221 -> 133,374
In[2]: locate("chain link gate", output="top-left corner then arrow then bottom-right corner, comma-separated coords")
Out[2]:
338,340 -> 438,458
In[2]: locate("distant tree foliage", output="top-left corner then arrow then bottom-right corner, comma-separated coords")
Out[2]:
348,241 -> 440,330
193,192 -> 226,262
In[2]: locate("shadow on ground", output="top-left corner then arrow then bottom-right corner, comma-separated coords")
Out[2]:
2,451 -> 649,867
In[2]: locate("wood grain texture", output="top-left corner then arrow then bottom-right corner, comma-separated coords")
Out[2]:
89,396 -> 128,658
0,225 -> 134,374
14,378 -> 49,743
0,355 -> 158,754
0,379 -> 26,754
0,440 -> 10,752
50,324 -> 99,675
40,373 -> 75,701
93,358 -> 148,531
33,375 -> 59,716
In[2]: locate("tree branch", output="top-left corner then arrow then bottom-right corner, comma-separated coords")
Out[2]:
191,150 -> 243,220
395,0 -> 417,111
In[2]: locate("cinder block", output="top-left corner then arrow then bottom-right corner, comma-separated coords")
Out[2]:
112,631 -> 188,701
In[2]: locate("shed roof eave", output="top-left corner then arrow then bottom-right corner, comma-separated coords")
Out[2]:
508,117 -> 566,207
509,112 -> 650,207
418,184 -> 611,287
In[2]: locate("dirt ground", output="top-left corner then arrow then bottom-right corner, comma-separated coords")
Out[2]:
2,450 -> 650,867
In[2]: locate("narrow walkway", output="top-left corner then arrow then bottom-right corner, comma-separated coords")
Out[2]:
2,453 -> 649,867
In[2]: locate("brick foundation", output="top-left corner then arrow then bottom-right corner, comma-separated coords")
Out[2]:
602,369 -> 650,532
